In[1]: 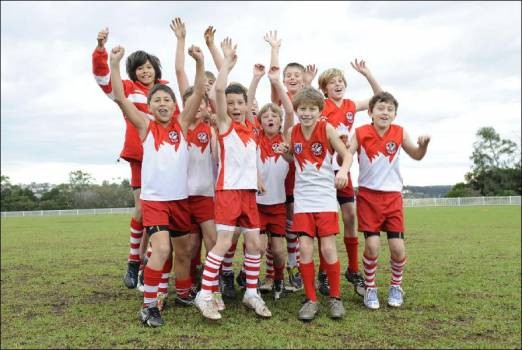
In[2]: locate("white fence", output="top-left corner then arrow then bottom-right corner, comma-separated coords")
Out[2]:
1,196 -> 520,218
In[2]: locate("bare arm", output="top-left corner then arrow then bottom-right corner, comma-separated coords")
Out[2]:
303,64 -> 318,88
402,129 -> 430,160
327,123 -> 353,189
247,64 -> 265,122
204,26 -> 223,71
215,38 -> 237,133
351,59 -> 383,111
179,45 -> 206,134
268,65 -> 294,135
264,31 -> 282,105
170,17 -> 190,99
109,46 -> 148,139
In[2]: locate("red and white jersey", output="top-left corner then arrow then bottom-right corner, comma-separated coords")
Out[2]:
356,124 -> 404,192
187,121 -> 214,197
141,120 -> 189,201
216,120 -> 258,190
291,120 -> 337,213
256,131 -> 289,205
91,48 -> 179,162
321,98 -> 356,170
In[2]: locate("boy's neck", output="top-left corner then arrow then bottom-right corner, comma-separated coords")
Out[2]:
300,120 -> 317,139
372,123 -> 390,137
329,96 -> 343,107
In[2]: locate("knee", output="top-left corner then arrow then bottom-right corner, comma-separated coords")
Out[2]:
154,244 -> 172,262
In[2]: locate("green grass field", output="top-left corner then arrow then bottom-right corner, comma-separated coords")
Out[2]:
1,206 -> 521,349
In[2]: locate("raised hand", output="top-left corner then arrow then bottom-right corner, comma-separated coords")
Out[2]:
263,30 -> 281,48
350,58 -> 371,77
267,65 -> 281,82
110,45 -> 125,64
304,64 -> 318,85
253,64 -> 266,79
188,45 -> 204,62
97,27 -> 109,49
170,17 -> 186,39
417,135 -> 431,148
220,37 -> 237,69
204,26 -> 216,46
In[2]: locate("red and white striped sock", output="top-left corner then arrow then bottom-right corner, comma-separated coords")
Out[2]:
158,257 -> 172,296
221,242 -> 237,273
265,241 -> 274,279
286,229 -> 299,268
175,278 -> 192,299
200,252 -> 224,296
244,253 -> 261,296
128,217 -> 143,262
143,266 -> 162,308
390,257 -> 406,286
363,254 -> 378,289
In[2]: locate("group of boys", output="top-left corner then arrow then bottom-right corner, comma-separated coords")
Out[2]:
92,18 -> 430,327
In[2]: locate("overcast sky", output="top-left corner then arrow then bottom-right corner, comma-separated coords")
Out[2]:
1,1 -> 521,187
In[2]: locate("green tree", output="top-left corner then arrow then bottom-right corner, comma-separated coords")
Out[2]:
465,127 -> 521,196
446,182 -> 476,198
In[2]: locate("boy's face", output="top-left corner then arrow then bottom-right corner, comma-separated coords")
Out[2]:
196,99 -> 210,121
204,76 -> 215,93
325,75 -> 346,101
369,101 -> 397,129
296,102 -> 321,128
284,67 -> 304,94
251,99 -> 259,117
226,93 -> 247,122
260,109 -> 281,135
136,60 -> 156,87
149,90 -> 175,124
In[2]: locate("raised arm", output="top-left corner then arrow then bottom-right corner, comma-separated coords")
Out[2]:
351,59 -> 383,112
179,45 -> 206,134
170,17 -> 190,99
327,123 -> 353,189
204,26 -> 224,71
215,38 -> 237,133
246,64 -> 265,122
303,64 -> 318,88
92,27 -> 115,98
264,30 -> 282,104
402,130 -> 430,161
267,66 -> 294,135
109,46 -> 148,139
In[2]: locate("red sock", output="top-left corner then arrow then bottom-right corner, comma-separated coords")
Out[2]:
143,266 -> 162,308
325,260 -> 341,298
363,253 -> 378,289
274,264 -> 285,281
175,278 -> 192,298
222,243 -> 237,272
158,257 -> 172,295
299,261 -> 317,302
344,237 -> 359,273
390,257 -> 407,286
265,241 -> 274,279
201,252 -> 223,293
128,217 -> 143,262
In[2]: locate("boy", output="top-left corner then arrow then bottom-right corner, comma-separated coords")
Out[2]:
92,28 -> 179,289
194,38 -> 272,320
316,60 -> 382,297
110,42 -> 206,327
285,87 -> 353,321
347,91 -> 430,309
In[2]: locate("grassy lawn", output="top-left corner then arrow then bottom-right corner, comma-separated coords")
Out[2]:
1,206 -> 521,349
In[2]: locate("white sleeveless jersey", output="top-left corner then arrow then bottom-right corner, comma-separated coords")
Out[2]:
187,121 -> 214,197
140,120 -> 189,201
215,120 -> 258,190
256,131 -> 289,205
356,124 -> 404,192
291,121 -> 337,213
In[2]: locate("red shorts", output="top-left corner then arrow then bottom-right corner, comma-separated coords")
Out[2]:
336,173 -> 355,201
189,196 -> 215,233
141,199 -> 191,234
129,160 -> 142,189
356,187 -> 404,233
214,190 -> 259,230
292,212 -> 340,238
258,203 -> 286,236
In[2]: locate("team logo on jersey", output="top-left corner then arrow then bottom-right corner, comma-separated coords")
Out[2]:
168,131 -> 179,144
346,112 -> 354,123
197,132 -> 209,144
294,143 -> 303,155
385,141 -> 397,155
311,142 -> 323,156
272,143 -> 281,153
